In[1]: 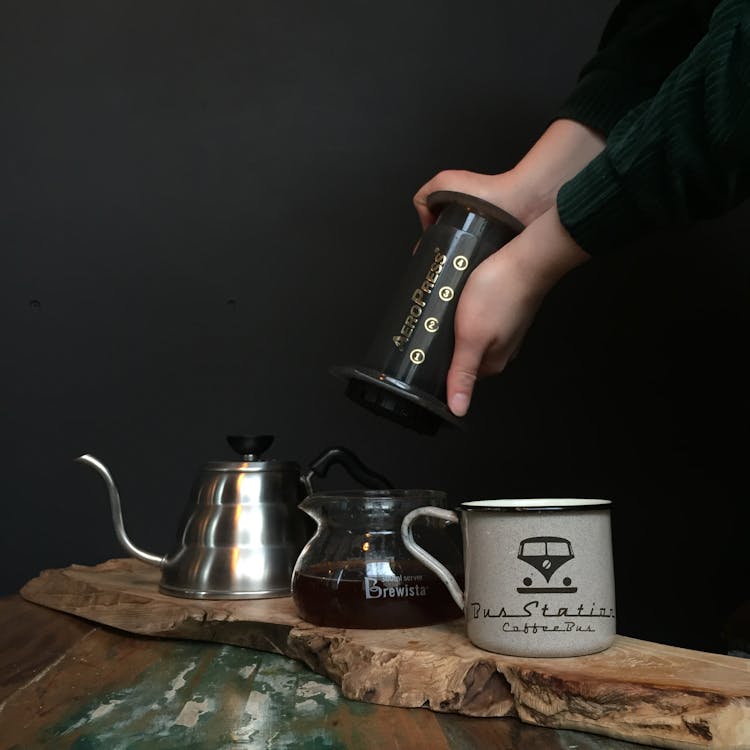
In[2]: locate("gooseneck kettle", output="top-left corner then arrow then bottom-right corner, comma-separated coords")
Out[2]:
77,435 -> 391,600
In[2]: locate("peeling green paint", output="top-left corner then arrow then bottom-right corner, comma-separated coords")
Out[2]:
41,640 -> 368,750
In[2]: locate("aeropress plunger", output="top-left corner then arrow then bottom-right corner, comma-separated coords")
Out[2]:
331,191 -> 524,435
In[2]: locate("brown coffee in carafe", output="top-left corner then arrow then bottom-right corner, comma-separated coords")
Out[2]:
291,489 -> 464,629
292,559 -> 463,629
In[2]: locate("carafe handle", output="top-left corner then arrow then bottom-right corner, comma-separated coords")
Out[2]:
303,446 -> 393,494
402,506 -> 464,611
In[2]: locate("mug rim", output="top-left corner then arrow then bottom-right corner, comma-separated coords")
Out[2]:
460,498 -> 611,512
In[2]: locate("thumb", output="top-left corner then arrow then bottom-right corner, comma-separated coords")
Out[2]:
446,341 -> 483,417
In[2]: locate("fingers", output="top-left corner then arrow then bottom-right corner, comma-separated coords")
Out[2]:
443,239 -> 537,418
445,340 -> 483,418
413,170 -> 491,230
413,180 -> 442,230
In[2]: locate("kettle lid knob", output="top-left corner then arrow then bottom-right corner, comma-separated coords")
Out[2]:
226,434 -> 274,461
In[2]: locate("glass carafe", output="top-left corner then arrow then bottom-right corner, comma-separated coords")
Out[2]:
291,489 -> 463,628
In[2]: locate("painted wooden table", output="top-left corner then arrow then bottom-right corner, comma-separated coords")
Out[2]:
0,595 -> 662,750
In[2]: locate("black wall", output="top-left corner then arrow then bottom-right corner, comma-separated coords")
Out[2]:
3,1 -> 748,655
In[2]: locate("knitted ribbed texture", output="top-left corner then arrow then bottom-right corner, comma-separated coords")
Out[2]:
555,69 -> 656,135
556,0 -> 717,136
556,0 -> 749,255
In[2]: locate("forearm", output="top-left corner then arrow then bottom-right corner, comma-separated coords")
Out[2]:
558,0 -> 750,256
507,119 -> 606,224
507,207 -> 592,294
413,119 -> 605,229
557,0 -> 717,134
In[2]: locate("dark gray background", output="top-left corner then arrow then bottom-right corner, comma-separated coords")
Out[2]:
3,1 -> 748,655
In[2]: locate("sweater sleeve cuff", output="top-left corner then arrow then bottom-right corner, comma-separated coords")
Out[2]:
555,69 -> 657,136
556,152 -> 647,256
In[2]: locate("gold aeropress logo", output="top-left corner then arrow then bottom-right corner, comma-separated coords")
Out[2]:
392,248 -> 447,351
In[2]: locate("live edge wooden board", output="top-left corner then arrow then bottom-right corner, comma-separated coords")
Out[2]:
20,558 -> 750,750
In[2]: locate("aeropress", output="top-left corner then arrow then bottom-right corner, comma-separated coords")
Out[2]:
331,191 -> 524,435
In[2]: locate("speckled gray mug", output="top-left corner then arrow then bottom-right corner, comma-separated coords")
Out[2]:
401,499 -> 616,657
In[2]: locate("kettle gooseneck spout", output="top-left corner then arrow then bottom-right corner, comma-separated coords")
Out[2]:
76,454 -> 164,567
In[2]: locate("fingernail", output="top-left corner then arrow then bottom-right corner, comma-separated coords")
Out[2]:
450,392 -> 470,417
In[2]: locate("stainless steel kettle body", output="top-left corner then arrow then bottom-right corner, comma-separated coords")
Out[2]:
77,435 -> 391,600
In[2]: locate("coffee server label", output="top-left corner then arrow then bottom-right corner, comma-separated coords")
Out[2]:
392,248 -> 447,351
363,574 -> 428,600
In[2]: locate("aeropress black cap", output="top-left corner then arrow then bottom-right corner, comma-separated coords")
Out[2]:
331,191 -> 524,435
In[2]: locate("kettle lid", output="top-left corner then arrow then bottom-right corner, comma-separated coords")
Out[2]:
203,434 -> 300,473
226,434 -> 274,460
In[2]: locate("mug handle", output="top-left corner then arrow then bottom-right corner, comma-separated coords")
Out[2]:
401,507 -> 464,611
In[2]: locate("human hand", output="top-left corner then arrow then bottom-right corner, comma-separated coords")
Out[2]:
413,169 -> 526,230
445,207 -> 591,417
412,119 -> 604,415
413,119 -> 606,230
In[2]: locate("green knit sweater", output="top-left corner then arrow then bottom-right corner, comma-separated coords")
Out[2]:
555,0 -> 750,255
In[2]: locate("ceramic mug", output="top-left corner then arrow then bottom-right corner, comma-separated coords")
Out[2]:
401,498 -> 616,657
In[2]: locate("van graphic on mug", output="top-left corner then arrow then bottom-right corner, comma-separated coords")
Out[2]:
516,536 -> 578,594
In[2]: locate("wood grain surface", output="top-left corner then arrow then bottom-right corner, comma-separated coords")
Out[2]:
0,594 -> 664,750
18,558 -> 750,750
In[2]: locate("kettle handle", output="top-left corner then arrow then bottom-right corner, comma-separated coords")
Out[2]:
304,446 -> 393,493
